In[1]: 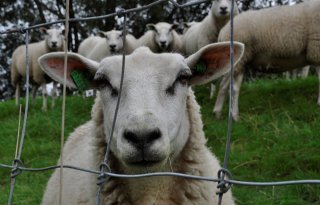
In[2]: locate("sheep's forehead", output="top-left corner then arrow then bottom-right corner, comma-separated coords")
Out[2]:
99,48 -> 188,81
106,31 -> 122,39
46,29 -> 61,37
155,23 -> 171,33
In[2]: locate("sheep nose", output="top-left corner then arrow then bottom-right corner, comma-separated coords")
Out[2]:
109,44 -> 116,50
160,41 -> 167,47
220,6 -> 228,13
123,129 -> 162,150
51,41 -> 57,47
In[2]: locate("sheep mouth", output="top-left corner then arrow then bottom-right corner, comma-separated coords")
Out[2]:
128,160 -> 162,167
219,11 -> 229,16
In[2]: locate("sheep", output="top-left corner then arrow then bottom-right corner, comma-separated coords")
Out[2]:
138,22 -> 183,53
182,0 -> 239,56
213,0 -> 320,121
78,30 -> 138,62
38,41 -> 244,205
284,65 -> 311,80
11,27 -> 64,110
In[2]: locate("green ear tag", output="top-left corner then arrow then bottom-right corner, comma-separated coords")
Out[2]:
70,70 -> 90,92
195,61 -> 207,74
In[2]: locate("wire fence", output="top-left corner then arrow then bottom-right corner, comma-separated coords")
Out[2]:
0,0 -> 319,205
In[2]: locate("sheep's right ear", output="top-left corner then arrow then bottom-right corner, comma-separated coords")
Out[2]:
40,27 -> 48,35
98,31 -> 107,38
38,52 -> 99,91
146,24 -> 156,31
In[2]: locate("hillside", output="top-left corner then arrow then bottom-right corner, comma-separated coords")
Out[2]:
0,77 -> 319,204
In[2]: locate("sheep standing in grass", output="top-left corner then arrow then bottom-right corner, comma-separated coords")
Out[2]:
182,0 -> 239,56
11,27 -> 64,110
138,22 -> 183,53
213,0 -> 320,121
78,30 -> 138,62
39,42 -> 244,205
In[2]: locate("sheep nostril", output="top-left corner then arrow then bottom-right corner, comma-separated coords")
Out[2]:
146,129 -> 162,144
124,130 -> 139,145
220,7 -> 227,12
123,129 -> 162,149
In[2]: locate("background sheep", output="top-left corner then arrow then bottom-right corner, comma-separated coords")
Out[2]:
182,0 -> 239,56
78,30 -> 138,62
11,27 -> 64,110
38,42 -> 244,205
138,22 -> 183,53
213,0 -> 320,121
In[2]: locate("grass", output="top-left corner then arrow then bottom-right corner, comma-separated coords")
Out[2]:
1,76 -> 320,204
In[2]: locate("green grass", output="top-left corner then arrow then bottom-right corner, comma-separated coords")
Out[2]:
1,77 -> 320,204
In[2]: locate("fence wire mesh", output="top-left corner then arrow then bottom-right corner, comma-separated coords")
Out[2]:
0,0 -> 319,205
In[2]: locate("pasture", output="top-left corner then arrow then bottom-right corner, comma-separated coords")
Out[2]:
0,76 -> 319,204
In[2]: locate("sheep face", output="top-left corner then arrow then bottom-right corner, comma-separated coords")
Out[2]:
97,48 -> 191,171
38,42 -> 244,173
99,30 -> 123,54
211,0 -> 236,18
40,28 -> 64,51
147,23 -> 178,52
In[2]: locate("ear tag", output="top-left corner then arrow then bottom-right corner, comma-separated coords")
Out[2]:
70,70 -> 90,91
194,61 -> 207,74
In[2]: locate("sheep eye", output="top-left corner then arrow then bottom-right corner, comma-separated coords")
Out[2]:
177,74 -> 190,86
165,72 -> 190,96
93,73 -> 118,97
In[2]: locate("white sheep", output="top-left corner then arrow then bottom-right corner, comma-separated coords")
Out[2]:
182,0 -> 239,56
213,0 -> 320,121
11,27 -> 64,110
38,42 -> 244,205
138,22 -> 183,53
78,30 -> 138,62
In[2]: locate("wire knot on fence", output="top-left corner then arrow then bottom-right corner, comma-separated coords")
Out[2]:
216,168 -> 233,195
10,159 -> 24,178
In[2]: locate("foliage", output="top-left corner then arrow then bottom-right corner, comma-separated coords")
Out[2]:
0,77 -> 319,204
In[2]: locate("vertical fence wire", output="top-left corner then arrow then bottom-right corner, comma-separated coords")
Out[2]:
7,29 -> 30,205
95,10 -> 128,205
59,0 -> 71,204
218,0 -> 235,204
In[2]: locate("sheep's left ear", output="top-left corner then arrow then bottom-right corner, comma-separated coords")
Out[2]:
170,23 -> 179,31
186,41 -> 244,85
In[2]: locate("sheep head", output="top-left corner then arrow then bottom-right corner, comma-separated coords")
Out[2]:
40,27 -> 64,51
38,42 -> 244,173
98,30 -> 124,54
211,0 -> 238,19
147,22 -> 179,52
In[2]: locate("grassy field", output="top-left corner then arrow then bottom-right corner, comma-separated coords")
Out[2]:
0,77 -> 319,204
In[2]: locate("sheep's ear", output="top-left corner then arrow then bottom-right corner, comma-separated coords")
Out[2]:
170,23 -> 179,31
38,52 -> 99,91
187,41 -> 244,85
98,31 -> 106,38
40,27 -> 48,35
146,24 -> 156,31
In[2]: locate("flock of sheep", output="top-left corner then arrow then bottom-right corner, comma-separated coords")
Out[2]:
8,0 -> 320,204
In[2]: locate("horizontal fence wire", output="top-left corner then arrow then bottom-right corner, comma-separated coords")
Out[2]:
0,0 -> 211,35
0,0 -> 320,204
1,163 -> 320,186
